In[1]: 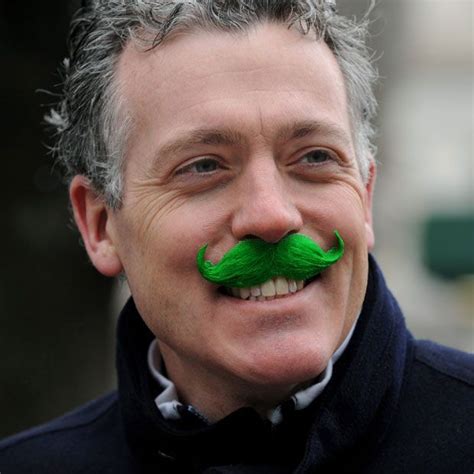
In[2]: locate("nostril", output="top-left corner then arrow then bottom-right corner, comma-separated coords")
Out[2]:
241,230 -> 298,243
241,234 -> 259,241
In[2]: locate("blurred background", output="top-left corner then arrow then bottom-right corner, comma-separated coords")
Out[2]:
1,0 -> 472,438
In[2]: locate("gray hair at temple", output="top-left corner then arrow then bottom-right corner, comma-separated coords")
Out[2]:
46,0 -> 379,209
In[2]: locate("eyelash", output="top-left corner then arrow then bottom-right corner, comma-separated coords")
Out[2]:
175,157 -> 221,176
297,148 -> 337,166
174,148 -> 337,178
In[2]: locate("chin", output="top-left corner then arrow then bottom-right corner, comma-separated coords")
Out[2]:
232,337 -> 332,389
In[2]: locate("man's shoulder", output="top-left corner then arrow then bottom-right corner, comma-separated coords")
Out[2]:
408,339 -> 473,426
403,338 -> 473,424
413,338 -> 474,386
0,392 -> 119,450
367,340 -> 473,473
0,391 -> 130,473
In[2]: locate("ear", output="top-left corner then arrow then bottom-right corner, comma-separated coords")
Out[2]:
364,160 -> 376,251
69,175 -> 123,277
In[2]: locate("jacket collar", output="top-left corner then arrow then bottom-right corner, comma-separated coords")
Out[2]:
116,255 -> 412,472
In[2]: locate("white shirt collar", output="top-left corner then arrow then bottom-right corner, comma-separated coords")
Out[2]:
148,318 -> 357,425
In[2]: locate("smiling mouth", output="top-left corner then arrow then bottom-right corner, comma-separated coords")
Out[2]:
220,275 -> 321,301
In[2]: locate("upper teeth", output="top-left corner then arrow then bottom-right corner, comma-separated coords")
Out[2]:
229,277 -> 305,301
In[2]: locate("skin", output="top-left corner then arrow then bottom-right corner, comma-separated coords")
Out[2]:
70,22 -> 376,422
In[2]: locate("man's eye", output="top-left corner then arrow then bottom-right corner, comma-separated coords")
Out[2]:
300,149 -> 333,164
177,158 -> 219,175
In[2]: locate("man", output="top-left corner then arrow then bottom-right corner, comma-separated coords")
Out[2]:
1,1 -> 472,473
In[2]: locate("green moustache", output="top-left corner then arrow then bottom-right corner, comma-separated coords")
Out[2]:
196,231 -> 344,288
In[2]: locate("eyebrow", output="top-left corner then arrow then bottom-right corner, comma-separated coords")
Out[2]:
153,120 -> 352,169
155,128 -> 245,166
277,120 -> 353,149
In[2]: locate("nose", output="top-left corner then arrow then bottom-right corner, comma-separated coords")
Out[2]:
231,162 -> 303,243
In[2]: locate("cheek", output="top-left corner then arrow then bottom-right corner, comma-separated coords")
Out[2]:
121,198 -> 202,266
140,284 -> 197,341
299,184 -> 368,238
155,198 -> 233,269
329,184 -> 368,220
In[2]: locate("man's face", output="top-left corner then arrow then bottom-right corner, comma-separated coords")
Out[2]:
104,23 -> 374,407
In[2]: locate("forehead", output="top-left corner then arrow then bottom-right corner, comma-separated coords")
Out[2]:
116,22 -> 351,155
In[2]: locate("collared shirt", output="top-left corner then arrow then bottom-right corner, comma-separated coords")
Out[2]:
148,318 -> 358,425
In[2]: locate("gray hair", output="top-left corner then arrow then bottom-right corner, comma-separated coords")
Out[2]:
46,0 -> 378,208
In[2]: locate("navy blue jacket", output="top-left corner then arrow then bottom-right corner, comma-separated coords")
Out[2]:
1,257 -> 473,473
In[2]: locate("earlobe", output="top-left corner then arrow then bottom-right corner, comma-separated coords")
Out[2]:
364,160 -> 376,251
69,175 -> 123,277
